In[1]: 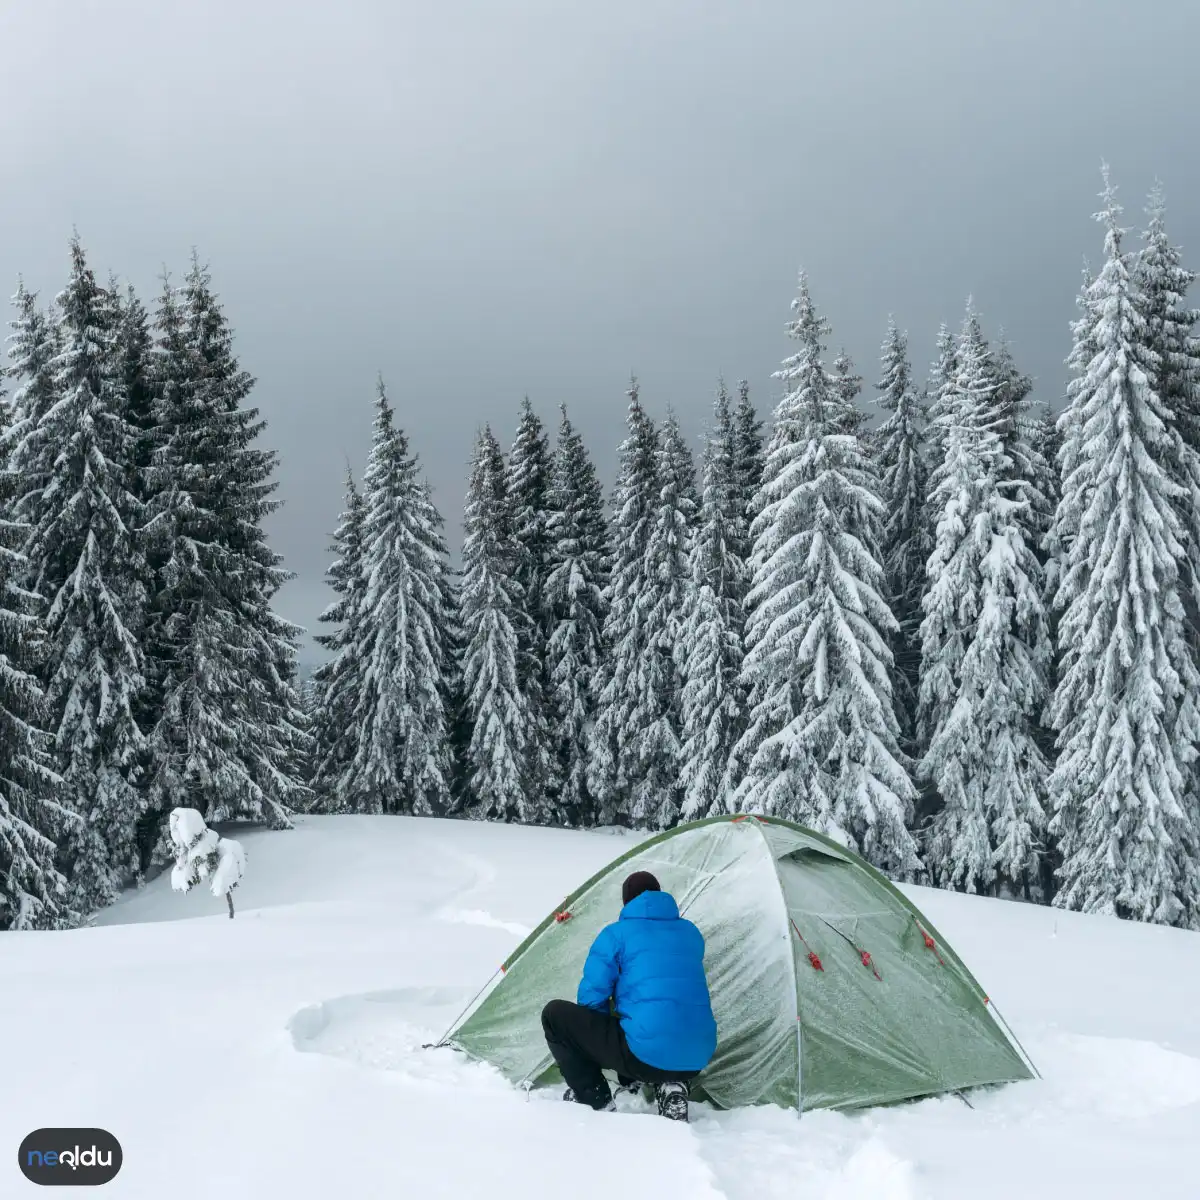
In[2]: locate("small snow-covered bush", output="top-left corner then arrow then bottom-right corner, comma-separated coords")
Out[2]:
169,808 -> 247,918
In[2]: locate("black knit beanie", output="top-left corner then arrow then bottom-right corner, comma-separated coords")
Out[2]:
622,871 -> 661,906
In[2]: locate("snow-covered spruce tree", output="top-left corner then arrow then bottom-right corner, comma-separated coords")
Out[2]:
506,398 -> 559,820
588,379 -> 660,825
873,319 -> 931,750
15,238 -> 149,912
0,448 -> 74,930
732,379 -> 764,557
346,379 -> 454,814
624,409 -> 697,830
110,282 -> 157,510
143,258 -> 310,842
729,273 -> 918,875
4,282 -> 60,561
310,466 -> 368,811
831,348 -> 867,435
0,343 -> 75,931
168,807 -> 246,919
544,405 -> 609,826
1049,176 -> 1200,926
680,385 -> 747,819
461,426 -> 532,822
991,336 -> 1056,555
917,305 -> 1050,898
924,322 -> 959,493
1138,187 -> 1200,652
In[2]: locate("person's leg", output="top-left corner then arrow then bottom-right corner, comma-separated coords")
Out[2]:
540,1000 -> 627,1109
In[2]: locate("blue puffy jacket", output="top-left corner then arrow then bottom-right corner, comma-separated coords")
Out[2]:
576,889 -> 717,1073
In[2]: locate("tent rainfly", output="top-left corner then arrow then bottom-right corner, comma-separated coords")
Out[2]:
436,815 -> 1037,1112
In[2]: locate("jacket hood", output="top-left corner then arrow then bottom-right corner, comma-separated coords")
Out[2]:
620,890 -> 680,921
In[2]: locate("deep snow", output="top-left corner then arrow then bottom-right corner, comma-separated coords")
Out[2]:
2,815 -> 1198,1199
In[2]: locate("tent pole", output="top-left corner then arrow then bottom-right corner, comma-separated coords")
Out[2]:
427,967 -> 502,1050
988,999 -> 1041,1080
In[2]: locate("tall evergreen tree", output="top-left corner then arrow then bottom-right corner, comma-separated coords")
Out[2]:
918,305 -> 1050,897
628,410 -> 696,829
110,282 -> 157,508
544,406 -> 609,825
506,399 -> 559,820
0,446 -> 73,929
4,282 -> 60,544
461,426 -> 531,821
832,348 -> 867,434
873,319 -> 931,749
14,239 -> 148,911
588,379 -> 660,825
1048,173 -> 1200,926
310,466 -> 368,811
144,257 -> 308,839
347,379 -> 453,814
680,386 -> 747,819
1138,187 -> 1200,648
924,322 -> 959,488
732,379 -> 764,555
730,274 -> 918,875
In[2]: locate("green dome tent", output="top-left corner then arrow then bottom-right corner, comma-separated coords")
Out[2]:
436,815 -> 1036,1113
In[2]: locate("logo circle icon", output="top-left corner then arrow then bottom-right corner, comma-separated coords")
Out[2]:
18,1129 -> 123,1186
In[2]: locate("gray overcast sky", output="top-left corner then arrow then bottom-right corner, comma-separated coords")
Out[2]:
2,0 -> 1197,654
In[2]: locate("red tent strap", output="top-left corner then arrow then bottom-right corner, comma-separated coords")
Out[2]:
554,910 -> 572,923
915,920 -> 945,965
789,919 -> 824,971
819,918 -> 882,981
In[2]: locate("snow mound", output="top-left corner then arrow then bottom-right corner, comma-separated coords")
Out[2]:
288,987 -> 489,1080
1037,1033 -> 1200,1119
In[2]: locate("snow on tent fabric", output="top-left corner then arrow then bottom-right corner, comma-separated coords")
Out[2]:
437,815 -> 1035,1112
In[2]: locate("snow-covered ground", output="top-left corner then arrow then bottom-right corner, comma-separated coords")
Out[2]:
2,816 -> 1198,1199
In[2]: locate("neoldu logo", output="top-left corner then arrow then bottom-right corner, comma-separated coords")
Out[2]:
18,1129 -> 122,1187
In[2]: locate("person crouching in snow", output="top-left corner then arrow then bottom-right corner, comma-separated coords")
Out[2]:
541,871 -> 717,1121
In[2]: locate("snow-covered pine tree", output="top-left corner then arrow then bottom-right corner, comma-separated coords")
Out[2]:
0,445 -> 73,929
588,379 -> 660,825
1049,172 -> 1200,926
544,405 -> 609,826
729,273 -> 918,875
991,336 -> 1055,554
144,258 -> 309,841
4,282 -> 60,554
924,323 -> 959,493
1137,187 -> 1200,651
15,238 -> 148,912
732,379 -> 764,559
506,398 -> 559,821
679,385 -> 747,819
347,379 -> 454,814
109,282 -> 157,509
918,304 -> 1050,897
625,409 -> 697,830
873,319 -> 931,751
832,348 -> 867,435
461,425 -> 532,822
310,465 -> 368,812
1136,189 -> 1200,924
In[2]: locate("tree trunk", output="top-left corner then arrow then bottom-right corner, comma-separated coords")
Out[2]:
226,891 -> 235,919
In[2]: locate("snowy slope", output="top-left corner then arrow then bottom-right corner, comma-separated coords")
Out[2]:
2,816 -> 1198,1200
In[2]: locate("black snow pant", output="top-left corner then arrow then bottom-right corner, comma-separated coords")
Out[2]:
541,999 -> 698,1108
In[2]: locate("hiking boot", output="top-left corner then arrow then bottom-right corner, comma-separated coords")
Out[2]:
563,1084 -> 615,1112
654,1081 -> 689,1122
613,1077 -> 643,1099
